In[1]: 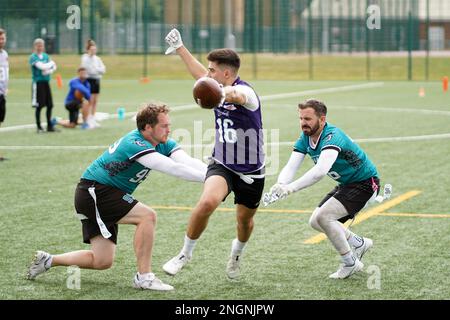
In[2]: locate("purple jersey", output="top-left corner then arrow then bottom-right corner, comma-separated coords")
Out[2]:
212,77 -> 265,173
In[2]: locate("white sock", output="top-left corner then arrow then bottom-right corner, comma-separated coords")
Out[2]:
181,234 -> 197,258
347,231 -> 364,248
230,238 -> 246,257
138,272 -> 154,280
44,255 -> 53,269
341,251 -> 356,266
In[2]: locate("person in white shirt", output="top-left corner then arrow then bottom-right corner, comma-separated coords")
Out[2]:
81,39 -> 106,128
0,28 -> 9,161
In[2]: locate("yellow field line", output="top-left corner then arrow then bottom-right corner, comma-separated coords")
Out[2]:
303,190 -> 422,244
151,205 -> 310,214
152,203 -> 450,218
377,212 -> 450,218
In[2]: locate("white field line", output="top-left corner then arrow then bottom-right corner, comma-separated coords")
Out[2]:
0,82 -> 384,132
2,132 -> 450,150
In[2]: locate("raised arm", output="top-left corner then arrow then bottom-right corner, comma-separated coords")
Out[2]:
165,28 -> 208,80
136,151 -> 205,182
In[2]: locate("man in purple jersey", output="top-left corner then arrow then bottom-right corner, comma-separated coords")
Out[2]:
163,28 -> 265,279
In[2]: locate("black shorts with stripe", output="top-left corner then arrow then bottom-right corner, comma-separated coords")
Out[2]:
32,81 -> 53,108
74,179 -> 138,244
318,176 -> 380,223
0,94 -> 5,122
206,161 -> 265,209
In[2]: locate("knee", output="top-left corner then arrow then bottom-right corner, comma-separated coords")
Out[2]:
310,208 -> 329,230
197,198 -> 220,215
93,257 -> 114,270
237,216 -> 253,230
140,208 -> 157,225
309,212 -> 321,231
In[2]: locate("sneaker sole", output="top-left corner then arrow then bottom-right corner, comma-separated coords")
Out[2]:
343,262 -> 364,279
133,283 -> 174,291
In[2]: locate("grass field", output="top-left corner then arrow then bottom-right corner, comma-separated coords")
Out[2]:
7,53 -> 450,81
1,76 -> 450,300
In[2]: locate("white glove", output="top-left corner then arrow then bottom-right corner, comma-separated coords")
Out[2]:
42,61 -> 56,75
165,28 -> 183,55
269,183 -> 294,200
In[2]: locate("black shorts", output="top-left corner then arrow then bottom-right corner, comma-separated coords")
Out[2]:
65,100 -> 82,124
32,81 -> 53,108
206,161 -> 265,209
87,78 -> 100,94
74,179 -> 139,244
0,94 -> 5,123
318,176 -> 380,223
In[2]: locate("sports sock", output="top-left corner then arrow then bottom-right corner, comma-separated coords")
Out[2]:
347,231 -> 364,248
181,234 -> 197,258
230,238 -> 246,257
137,272 -> 154,280
341,251 -> 356,266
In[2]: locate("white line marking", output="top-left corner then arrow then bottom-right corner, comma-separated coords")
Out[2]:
0,83 -> 384,132
2,132 -> 450,150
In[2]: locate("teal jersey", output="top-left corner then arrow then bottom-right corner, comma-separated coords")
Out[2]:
82,129 -> 180,194
293,123 -> 378,185
29,53 -> 51,82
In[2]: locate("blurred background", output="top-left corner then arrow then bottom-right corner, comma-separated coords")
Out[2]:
1,0 -> 449,80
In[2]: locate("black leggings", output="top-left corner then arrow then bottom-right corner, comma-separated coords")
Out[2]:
35,105 -> 53,130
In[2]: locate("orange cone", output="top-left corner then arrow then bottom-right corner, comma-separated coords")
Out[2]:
140,77 -> 151,84
56,74 -> 63,89
419,87 -> 425,97
443,76 -> 448,93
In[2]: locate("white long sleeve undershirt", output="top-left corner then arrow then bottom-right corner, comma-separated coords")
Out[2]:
169,149 -> 208,173
277,151 -> 306,185
136,151 -> 206,182
279,148 -> 339,192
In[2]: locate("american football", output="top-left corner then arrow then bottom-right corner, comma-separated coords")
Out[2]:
193,76 -> 223,109
74,89 -> 83,101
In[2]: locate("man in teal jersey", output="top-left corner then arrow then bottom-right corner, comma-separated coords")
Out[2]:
268,99 -> 380,279
29,38 -> 57,132
27,103 -> 207,291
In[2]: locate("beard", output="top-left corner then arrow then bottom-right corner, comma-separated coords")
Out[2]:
302,121 -> 320,136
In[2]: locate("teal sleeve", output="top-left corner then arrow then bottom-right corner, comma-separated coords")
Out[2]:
123,137 -> 155,161
293,135 -> 307,154
321,131 -> 346,152
161,138 -> 181,157
29,54 -> 37,66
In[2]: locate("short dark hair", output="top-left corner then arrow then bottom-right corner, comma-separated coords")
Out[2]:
207,49 -> 240,71
298,99 -> 327,117
77,67 -> 87,73
0,28 -> 6,36
136,102 -> 169,130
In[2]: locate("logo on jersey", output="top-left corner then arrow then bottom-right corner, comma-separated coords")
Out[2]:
223,104 -> 237,111
325,134 -> 333,142
134,139 -> 147,147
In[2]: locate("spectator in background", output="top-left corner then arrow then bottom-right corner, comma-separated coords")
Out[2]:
29,38 -> 57,133
0,28 -> 9,161
81,39 -> 106,128
53,67 -> 91,129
